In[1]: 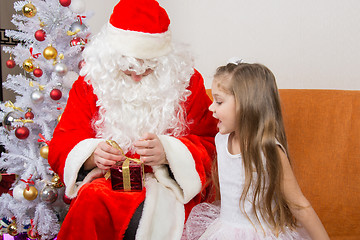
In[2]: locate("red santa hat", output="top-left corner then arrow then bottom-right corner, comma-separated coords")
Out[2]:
106,0 -> 172,59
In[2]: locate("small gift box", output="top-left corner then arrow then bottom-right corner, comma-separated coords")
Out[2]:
105,140 -> 145,191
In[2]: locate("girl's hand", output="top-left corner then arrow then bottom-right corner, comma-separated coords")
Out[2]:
134,133 -> 168,166
85,141 -> 125,171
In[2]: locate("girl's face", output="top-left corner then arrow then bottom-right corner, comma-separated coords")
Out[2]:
209,78 -> 237,135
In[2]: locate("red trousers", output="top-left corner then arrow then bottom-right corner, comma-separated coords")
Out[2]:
57,178 -> 146,240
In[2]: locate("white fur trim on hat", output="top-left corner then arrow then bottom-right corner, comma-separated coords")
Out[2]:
106,23 -> 172,59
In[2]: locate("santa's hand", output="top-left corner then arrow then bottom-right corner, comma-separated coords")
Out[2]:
85,141 -> 125,171
134,133 -> 168,166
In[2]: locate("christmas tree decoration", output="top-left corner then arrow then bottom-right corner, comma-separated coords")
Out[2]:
68,21 -> 87,35
59,0 -> 71,7
23,58 -> 35,72
22,2 -> 37,18
23,186 -> 38,201
54,63 -> 68,76
43,45 -> 58,60
30,90 -> 45,104
78,59 -> 85,70
33,67 -> 43,77
51,174 -> 64,188
6,57 -> 16,69
7,221 -> 18,236
70,37 -> 85,47
2,111 -> 19,131
34,29 -> 46,41
63,71 -> 78,88
25,109 -> 35,120
57,113 -> 62,122
15,126 -> 30,140
40,145 -> 49,159
50,88 -> 62,100
13,185 -> 25,200
27,227 -> 40,239
40,185 -> 58,203
1,0 -> 91,238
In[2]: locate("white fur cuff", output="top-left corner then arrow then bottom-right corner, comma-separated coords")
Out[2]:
156,135 -> 202,203
63,138 -> 104,198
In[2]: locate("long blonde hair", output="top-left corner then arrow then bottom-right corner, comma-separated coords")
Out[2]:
213,62 -> 296,233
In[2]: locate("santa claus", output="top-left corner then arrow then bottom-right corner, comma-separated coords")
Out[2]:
48,0 -> 217,239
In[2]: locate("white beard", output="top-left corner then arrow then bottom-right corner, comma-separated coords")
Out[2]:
80,25 -> 195,153
91,71 -> 190,153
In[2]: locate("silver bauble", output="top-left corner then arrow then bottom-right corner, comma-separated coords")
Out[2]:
13,184 -> 25,200
31,90 -> 45,104
69,21 -> 87,33
54,63 -> 68,77
40,185 -> 58,203
2,111 -> 19,131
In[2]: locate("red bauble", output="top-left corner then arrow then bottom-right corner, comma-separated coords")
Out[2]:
63,194 -> 72,204
59,0 -> 71,7
70,37 -> 85,47
15,126 -> 30,139
34,29 -> 46,41
78,59 -> 85,70
25,111 -> 34,120
6,59 -> 16,68
50,88 -> 62,101
33,68 -> 43,77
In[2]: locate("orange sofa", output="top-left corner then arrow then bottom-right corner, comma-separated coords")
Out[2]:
206,89 -> 360,239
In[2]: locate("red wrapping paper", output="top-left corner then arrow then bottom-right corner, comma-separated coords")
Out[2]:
110,161 -> 144,191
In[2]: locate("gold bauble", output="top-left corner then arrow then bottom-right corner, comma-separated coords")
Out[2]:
23,186 -> 38,201
22,3 -> 37,18
0,174 -> 2,182
40,145 -> 49,159
51,175 -> 64,188
23,58 -> 35,72
43,45 -> 58,60
7,222 -> 18,236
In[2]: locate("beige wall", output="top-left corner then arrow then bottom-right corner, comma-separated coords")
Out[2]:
2,0 -> 360,94
87,0 -> 360,90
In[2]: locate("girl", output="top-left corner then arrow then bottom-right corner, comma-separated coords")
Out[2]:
182,60 -> 330,239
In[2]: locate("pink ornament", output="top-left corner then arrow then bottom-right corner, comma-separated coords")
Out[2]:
6,59 -> 16,68
33,68 -> 43,77
59,0 -> 71,7
15,126 -> 30,139
50,88 -> 62,101
34,29 -> 46,41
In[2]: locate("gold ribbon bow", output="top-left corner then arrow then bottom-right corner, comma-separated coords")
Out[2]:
5,101 -> 24,112
29,81 -> 45,91
105,140 -> 142,191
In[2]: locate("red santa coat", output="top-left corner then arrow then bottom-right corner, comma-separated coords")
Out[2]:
48,70 -> 217,240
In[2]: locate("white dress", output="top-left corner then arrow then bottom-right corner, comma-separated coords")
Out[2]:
182,133 -> 311,240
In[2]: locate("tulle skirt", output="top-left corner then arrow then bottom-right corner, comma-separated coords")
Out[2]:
182,203 -> 311,240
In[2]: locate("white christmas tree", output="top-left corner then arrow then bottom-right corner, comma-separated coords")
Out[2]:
0,0 -> 90,239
